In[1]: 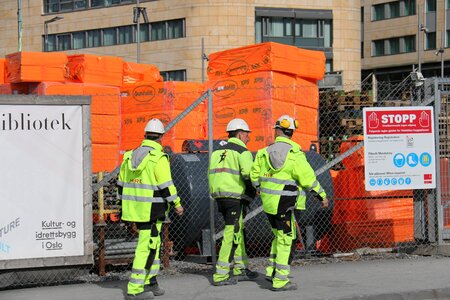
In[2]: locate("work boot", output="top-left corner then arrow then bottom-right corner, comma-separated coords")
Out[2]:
212,277 -> 238,286
264,275 -> 273,282
234,269 -> 259,281
125,291 -> 154,300
145,284 -> 165,296
271,282 -> 298,292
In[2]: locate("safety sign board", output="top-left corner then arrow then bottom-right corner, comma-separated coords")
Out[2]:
0,105 -> 84,260
363,106 -> 436,191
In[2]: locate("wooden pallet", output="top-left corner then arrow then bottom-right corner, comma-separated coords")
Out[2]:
380,100 -> 412,107
341,118 -> 363,128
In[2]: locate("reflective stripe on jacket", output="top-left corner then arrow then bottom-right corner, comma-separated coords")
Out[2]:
250,136 -> 326,214
118,139 -> 181,222
208,138 -> 253,201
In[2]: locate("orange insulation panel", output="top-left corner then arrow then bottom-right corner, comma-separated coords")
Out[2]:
5,52 -> 68,83
207,42 -> 325,81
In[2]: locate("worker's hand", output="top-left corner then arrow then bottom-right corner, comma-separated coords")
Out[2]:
175,206 -> 184,216
321,198 -> 329,208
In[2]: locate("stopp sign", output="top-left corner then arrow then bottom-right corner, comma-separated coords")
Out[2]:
381,114 -> 416,124
365,109 -> 432,135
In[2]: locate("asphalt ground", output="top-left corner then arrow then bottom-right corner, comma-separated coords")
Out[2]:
1,254 -> 450,300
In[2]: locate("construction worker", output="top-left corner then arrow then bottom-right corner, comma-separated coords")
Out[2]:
209,118 -> 258,286
118,118 -> 184,300
250,115 -> 328,291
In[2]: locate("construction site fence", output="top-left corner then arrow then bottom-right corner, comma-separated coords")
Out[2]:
1,76 -> 449,289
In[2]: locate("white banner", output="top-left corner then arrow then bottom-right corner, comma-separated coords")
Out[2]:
363,106 -> 436,191
0,105 -> 84,260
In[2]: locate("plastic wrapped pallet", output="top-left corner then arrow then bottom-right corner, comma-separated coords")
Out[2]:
5,52 -> 68,83
207,42 -> 326,81
122,61 -> 163,85
67,54 -> 123,86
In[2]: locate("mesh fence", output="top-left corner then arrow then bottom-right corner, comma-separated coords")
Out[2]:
1,77 -> 449,289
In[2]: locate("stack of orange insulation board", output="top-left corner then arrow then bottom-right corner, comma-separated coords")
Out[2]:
330,136 -> 415,251
0,52 -> 163,173
206,42 -> 325,152
120,81 -> 206,154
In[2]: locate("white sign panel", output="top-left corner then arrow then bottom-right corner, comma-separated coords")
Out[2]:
363,106 -> 436,191
0,105 -> 84,259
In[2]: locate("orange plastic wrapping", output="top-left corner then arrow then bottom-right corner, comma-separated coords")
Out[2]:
330,218 -> 414,252
123,62 -> 163,85
120,110 -> 205,153
208,71 -> 320,152
207,42 -> 326,81
92,143 -> 120,173
92,114 -> 121,144
340,135 -> 365,169
67,54 -> 123,86
0,58 -> 5,84
5,52 -> 68,83
296,77 -> 320,109
120,81 -> 204,114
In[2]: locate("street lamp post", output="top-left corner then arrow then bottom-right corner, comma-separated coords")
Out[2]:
44,16 -> 63,52
435,31 -> 445,78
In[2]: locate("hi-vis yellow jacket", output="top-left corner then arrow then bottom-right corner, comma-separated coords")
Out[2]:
118,139 -> 181,222
250,136 -> 326,215
208,137 -> 254,202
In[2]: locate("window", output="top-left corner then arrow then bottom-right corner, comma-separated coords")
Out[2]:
301,20 -> 318,38
160,70 -> 186,81
44,0 -> 87,12
403,0 -> 416,15
426,0 -> 436,12
88,29 -> 101,47
57,34 -> 71,50
45,19 -> 186,51
425,32 -> 436,50
447,30 -> 450,47
119,26 -> 133,44
73,32 -> 86,49
389,38 -> 400,54
372,35 -> 415,56
103,28 -> 117,46
168,19 -> 184,39
389,2 -> 400,18
373,4 -> 385,20
447,0 -> 450,9
373,40 -> 385,56
151,22 -> 166,40
403,35 -> 415,52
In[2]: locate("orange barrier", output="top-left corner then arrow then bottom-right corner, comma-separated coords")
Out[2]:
340,135 -> 364,169
331,218 -> 414,252
120,81 -> 205,114
332,197 -> 413,224
0,58 -> 5,84
207,42 -> 326,81
333,167 -> 413,199
0,83 -> 29,94
92,143 -> 120,173
92,114 -> 121,144
123,61 -> 163,85
67,54 -> 123,87
5,52 -> 68,83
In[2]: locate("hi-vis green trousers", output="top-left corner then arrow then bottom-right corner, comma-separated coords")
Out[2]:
127,220 -> 162,295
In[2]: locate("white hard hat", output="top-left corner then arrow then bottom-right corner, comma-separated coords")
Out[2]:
144,118 -> 165,134
274,115 -> 298,130
226,118 -> 251,132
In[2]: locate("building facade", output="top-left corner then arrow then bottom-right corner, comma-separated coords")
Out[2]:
0,0 -> 361,86
362,0 -> 450,80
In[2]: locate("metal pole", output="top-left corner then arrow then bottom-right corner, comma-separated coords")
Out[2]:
441,31 -> 444,78
201,38 -> 205,83
207,89 -> 217,267
17,0 -> 22,52
44,23 -> 48,52
417,4 -> 421,73
136,0 -> 140,63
